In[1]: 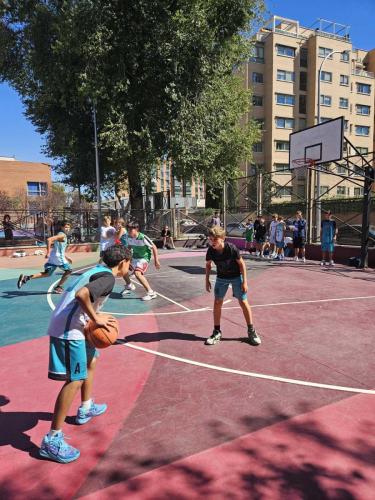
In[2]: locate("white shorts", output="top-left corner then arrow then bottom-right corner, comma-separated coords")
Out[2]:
131,258 -> 149,275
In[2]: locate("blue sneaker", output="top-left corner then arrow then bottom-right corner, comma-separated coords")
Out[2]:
39,432 -> 80,463
75,400 -> 107,425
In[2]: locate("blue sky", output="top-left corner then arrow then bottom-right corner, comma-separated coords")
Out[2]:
0,0 -> 374,166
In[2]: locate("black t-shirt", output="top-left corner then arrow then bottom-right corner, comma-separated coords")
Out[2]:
161,229 -> 171,237
85,272 -> 116,302
206,242 -> 241,278
253,219 -> 260,231
255,223 -> 267,239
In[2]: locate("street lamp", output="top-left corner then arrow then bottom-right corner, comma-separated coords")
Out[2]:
90,100 -> 102,233
316,49 -> 349,241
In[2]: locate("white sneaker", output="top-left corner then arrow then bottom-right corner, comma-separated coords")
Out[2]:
142,291 -> 157,301
301,257 -> 306,263
121,283 -> 136,296
320,260 -> 326,266
294,256 -> 298,262
329,260 -> 335,266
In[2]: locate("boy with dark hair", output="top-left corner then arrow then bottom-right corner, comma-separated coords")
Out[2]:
39,244 -> 132,463
254,217 -> 267,258
290,211 -> 307,263
17,220 -> 73,293
321,211 -> 338,266
125,222 -> 161,301
205,226 -> 260,346
244,218 -> 254,253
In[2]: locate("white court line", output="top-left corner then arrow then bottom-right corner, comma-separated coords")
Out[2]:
101,294 -> 375,317
47,265 -> 94,311
130,278 -> 191,311
223,299 -> 232,305
122,343 -> 375,395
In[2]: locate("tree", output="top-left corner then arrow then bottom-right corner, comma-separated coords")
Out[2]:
1,0 -> 264,207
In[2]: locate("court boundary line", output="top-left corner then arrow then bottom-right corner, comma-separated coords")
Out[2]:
122,343 -> 375,395
45,267 -> 375,395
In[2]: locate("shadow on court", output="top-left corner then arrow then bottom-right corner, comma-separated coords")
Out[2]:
1,290 -> 53,298
117,332 -> 250,344
0,395 -> 50,456
170,265 -> 208,275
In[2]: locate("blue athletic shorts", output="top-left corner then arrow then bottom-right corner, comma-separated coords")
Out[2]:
44,262 -> 72,276
214,276 -> 247,301
276,241 -> 284,249
321,242 -> 334,253
48,337 -> 99,382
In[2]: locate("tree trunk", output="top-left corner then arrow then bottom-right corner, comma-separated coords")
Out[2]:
127,166 -> 144,210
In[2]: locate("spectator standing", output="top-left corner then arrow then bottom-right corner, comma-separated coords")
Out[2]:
290,211 -> 307,263
321,211 -> 338,266
254,217 -> 267,258
3,214 -> 14,240
244,218 -> 254,253
268,213 -> 278,258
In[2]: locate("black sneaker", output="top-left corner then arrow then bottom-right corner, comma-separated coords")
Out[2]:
205,329 -> 222,345
247,327 -> 261,346
17,274 -> 28,289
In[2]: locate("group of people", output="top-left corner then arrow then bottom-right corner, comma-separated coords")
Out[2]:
14,209 -> 339,465
243,210 -> 338,265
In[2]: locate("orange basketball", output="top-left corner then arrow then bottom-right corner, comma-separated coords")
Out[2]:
85,316 -> 119,349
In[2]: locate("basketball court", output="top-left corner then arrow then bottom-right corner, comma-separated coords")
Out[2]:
1,246 -> 375,499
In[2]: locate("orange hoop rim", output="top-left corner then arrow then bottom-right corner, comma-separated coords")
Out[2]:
292,158 -> 316,168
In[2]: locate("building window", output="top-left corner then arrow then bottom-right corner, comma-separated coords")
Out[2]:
252,72 -> 263,83
253,95 -> 263,106
337,165 -> 347,174
274,163 -> 291,172
341,51 -> 350,62
320,186 -> 329,196
173,177 -> 182,196
297,185 -> 306,198
356,147 -> 368,154
339,97 -> 349,108
337,186 -> 346,196
276,44 -> 295,57
344,120 -> 349,131
275,93 -> 295,106
165,164 -> 171,191
275,117 -> 294,129
353,165 -> 363,176
299,95 -> 306,114
355,125 -> 370,136
277,69 -> 295,82
319,47 -> 333,58
253,142 -> 263,153
300,47 -> 308,67
183,180 -> 192,197
340,75 -> 349,86
356,104 -> 370,115
299,118 -> 307,130
300,72 -> 307,91
27,182 -> 48,196
275,141 -> 289,151
278,186 -> 292,197
251,44 -> 264,63
320,95 -> 332,106
356,83 -> 371,94
354,187 -> 364,196
320,71 -> 332,82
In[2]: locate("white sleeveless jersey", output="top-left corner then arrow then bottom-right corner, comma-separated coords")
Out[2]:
47,265 -> 112,341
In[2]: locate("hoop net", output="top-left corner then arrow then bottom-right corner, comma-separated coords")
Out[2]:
291,158 -> 316,169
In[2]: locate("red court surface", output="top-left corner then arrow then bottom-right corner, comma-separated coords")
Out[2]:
1,250 -> 375,499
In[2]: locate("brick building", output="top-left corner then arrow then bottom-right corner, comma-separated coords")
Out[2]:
0,156 -> 52,198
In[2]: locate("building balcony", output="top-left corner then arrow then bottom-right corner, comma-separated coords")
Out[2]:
352,69 -> 374,79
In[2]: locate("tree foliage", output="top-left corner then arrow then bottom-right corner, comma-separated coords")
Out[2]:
0,0 -> 263,206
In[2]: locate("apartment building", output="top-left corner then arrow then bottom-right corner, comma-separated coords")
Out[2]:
245,16 -> 374,203
0,156 -> 52,198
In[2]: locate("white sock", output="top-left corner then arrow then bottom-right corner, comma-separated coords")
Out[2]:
48,429 -> 62,438
81,399 -> 92,410
148,289 -> 154,295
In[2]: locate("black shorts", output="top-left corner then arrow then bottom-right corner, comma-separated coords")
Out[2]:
293,237 -> 306,249
255,237 -> 265,244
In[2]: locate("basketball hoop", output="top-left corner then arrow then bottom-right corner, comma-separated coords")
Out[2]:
291,158 -> 316,169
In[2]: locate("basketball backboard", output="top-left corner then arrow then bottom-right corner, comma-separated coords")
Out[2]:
289,117 -> 344,169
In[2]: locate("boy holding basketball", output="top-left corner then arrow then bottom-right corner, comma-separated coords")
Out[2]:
17,220 -> 73,294
205,226 -> 261,346
39,244 -> 132,463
